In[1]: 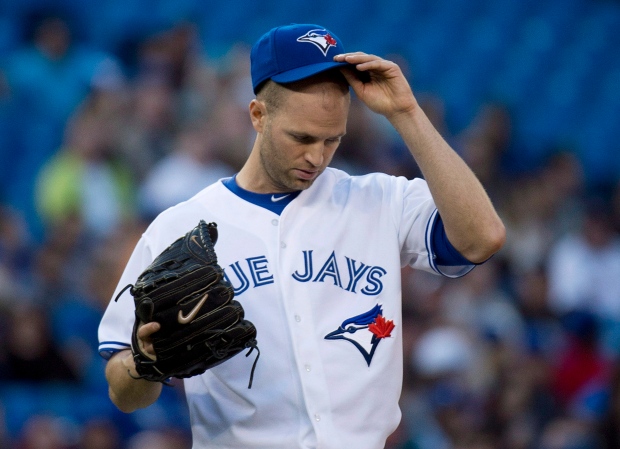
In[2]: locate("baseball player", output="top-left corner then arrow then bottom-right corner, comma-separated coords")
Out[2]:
99,23 -> 505,449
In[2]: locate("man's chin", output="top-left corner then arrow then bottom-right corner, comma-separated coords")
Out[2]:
287,179 -> 313,191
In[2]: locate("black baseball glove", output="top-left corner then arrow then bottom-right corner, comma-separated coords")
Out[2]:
115,220 -> 259,388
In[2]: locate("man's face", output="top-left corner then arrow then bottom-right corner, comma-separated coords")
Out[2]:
257,81 -> 350,192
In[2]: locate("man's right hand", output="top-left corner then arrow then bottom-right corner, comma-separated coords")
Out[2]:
135,321 -> 160,361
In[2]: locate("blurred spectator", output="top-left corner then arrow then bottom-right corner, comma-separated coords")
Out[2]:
551,311 -> 612,421
492,347 -> 556,447
455,102 -> 513,200
540,151 -> 586,237
14,414 -> 75,449
611,179 -> 620,235
133,23 -> 199,90
126,429 -> 190,449
498,151 -> 585,275
138,123 -> 234,219
600,364 -> 620,448
112,23 -> 210,181
2,10 -> 122,238
36,109 -> 136,239
0,69 -> 16,199
538,417 -> 603,449
204,50 -> 257,171
385,418 -> 417,449
0,405 -> 8,449
513,266 -> 565,358
29,216 -> 89,305
116,75 -> 178,179
0,304 -> 78,382
5,13 -> 89,121
402,325 -> 481,449
87,219 -> 148,311
49,219 -> 147,383
0,206 -> 34,306
78,419 -> 121,449
500,174 -> 557,276
177,40 -> 220,125
546,197 -> 620,357
440,259 -> 524,349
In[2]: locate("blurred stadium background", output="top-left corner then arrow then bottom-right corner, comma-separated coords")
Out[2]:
1,0 -> 620,448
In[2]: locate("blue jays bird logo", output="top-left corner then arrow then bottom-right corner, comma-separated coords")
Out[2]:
297,29 -> 338,56
325,304 -> 395,366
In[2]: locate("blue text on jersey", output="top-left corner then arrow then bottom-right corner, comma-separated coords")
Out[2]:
223,250 -> 387,296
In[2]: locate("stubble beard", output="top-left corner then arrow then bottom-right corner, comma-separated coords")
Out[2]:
259,126 -> 316,192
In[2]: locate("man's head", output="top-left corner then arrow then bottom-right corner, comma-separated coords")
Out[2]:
249,70 -> 350,192
244,24 -> 352,193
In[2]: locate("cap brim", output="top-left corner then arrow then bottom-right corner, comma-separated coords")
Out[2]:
271,61 -> 351,85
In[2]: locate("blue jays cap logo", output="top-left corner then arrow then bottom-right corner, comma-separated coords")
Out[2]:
297,29 -> 338,56
325,304 -> 395,366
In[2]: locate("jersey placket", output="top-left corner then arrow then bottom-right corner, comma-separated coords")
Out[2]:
277,206 -> 339,448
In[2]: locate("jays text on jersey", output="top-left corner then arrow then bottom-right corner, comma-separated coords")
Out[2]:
98,167 -> 474,449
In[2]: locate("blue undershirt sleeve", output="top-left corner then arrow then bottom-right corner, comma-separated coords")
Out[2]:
431,214 -> 475,266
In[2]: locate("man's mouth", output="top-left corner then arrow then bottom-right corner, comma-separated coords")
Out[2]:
294,169 -> 319,181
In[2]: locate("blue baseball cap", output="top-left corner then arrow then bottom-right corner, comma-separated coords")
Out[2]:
251,24 -> 350,94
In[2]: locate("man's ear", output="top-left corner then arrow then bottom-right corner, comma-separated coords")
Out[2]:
249,99 -> 267,133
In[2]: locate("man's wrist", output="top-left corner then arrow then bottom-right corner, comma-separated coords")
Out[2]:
121,351 -> 140,379
387,103 -> 422,134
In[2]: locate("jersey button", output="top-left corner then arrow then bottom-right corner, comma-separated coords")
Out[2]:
305,364 -> 311,372
294,315 -> 301,322
271,219 -> 278,226
314,414 -> 321,422
280,242 -> 287,248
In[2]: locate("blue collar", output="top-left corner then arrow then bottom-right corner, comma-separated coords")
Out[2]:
221,176 -> 301,215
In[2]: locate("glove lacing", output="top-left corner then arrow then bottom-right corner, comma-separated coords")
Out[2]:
203,335 -> 260,389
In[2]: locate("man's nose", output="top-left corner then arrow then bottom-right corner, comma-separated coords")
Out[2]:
304,143 -> 325,167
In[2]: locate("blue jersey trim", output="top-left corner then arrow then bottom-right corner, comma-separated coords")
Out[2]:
221,176 -> 301,215
425,209 -> 476,278
98,341 -> 131,360
425,209 -> 440,275
431,214 -> 473,266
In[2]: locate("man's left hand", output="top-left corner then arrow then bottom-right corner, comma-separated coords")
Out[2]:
335,52 -> 418,121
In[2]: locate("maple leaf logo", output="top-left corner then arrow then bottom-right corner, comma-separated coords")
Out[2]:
368,315 -> 395,339
324,33 -> 337,46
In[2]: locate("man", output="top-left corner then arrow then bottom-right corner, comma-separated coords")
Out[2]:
99,24 -> 505,448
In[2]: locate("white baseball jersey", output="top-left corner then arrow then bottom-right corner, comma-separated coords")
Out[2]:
99,167 -> 474,449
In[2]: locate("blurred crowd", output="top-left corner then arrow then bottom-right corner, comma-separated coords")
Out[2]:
1,7 -> 620,449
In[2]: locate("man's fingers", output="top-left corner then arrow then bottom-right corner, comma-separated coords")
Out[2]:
137,322 -> 160,360
138,340 -> 157,361
336,53 -> 398,78
334,52 -> 375,61
334,52 -> 385,67
138,321 -> 160,340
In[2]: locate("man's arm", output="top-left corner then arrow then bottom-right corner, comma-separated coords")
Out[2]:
336,53 -> 505,263
105,322 -> 162,413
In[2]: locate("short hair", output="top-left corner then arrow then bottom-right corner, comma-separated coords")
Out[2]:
256,69 -> 349,115
255,80 -> 286,114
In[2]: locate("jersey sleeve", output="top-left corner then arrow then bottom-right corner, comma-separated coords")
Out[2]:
98,235 -> 154,360
396,177 -> 475,278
